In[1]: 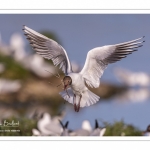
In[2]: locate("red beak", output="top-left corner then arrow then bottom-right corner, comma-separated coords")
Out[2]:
64,84 -> 68,90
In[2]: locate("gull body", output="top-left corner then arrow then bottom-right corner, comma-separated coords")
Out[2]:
70,120 -> 92,136
59,120 -> 71,136
37,112 -> 62,136
23,25 -> 144,112
90,120 -> 106,136
58,71 -> 100,112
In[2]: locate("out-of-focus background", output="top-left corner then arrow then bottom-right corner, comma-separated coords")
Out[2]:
0,14 -> 150,136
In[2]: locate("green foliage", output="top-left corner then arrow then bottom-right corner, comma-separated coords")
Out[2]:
0,117 -> 37,136
104,120 -> 142,136
0,116 -> 143,136
0,54 -> 30,79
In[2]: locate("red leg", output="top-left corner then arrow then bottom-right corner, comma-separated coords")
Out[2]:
77,95 -> 82,112
74,104 -> 77,112
73,94 -> 77,112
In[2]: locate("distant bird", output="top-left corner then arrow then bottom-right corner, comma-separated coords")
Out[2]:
59,120 -> 73,136
70,119 -> 106,136
32,128 -> 42,136
10,33 -> 27,61
0,79 -> 21,94
90,119 -> 106,136
82,120 -> 92,131
9,33 -> 56,78
143,125 -> 150,136
0,33 -> 13,56
26,105 -> 52,120
37,112 -> 62,136
25,54 -> 56,78
23,26 -> 144,112
70,120 -> 92,136
116,88 -> 150,103
114,68 -> 150,87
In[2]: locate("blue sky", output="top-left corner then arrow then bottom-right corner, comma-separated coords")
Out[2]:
0,14 -> 149,81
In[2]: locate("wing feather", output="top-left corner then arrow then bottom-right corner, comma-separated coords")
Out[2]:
80,37 -> 145,88
23,26 -> 73,75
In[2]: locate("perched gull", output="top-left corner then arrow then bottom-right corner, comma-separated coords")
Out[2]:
37,112 -> 62,136
32,128 -> 42,136
10,33 -> 27,61
59,120 -> 95,136
70,119 -> 106,136
59,120 -> 72,136
70,120 -> 92,136
32,111 -> 65,136
25,54 -> 56,78
23,26 -> 144,112
116,88 -> 150,103
143,125 -> 150,136
90,120 -> 106,136
114,68 -> 150,87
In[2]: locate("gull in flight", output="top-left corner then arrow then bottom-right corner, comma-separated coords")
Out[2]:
23,26 -> 144,112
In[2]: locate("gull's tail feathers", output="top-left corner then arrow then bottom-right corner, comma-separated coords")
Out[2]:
59,88 -> 100,107
82,90 -> 100,107
59,88 -> 74,104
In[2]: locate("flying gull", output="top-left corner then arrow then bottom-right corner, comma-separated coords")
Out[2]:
23,26 -> 144,112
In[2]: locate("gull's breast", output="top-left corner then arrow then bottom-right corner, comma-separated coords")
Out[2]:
68,73 -> 86,95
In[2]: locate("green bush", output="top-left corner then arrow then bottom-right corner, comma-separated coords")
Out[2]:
0,117 -> 37,136
104,120 -> 142,136
0,54 -> 30,80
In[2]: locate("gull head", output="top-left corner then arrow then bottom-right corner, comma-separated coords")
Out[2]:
63,76 -> 72,90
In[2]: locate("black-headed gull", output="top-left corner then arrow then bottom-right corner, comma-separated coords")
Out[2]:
37,112 -> 62,136
23,26 -> 144,112
70,120 -> 92,136
90,119 -> 106,136
114,67 -> 150,87
143,125 -> 150,136
59,120 -> 73,136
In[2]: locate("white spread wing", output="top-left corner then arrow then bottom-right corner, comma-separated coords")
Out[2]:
80,37 -> 144,88
23,26 -> 73,75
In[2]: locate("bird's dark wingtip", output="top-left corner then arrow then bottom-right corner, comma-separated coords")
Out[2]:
95,119 -> 99,129
65,121 -> 69,128
58,119 -> 64,128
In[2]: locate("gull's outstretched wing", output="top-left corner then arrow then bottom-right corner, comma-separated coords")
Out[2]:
80,37 -> 145,88
23,26 -> 73,75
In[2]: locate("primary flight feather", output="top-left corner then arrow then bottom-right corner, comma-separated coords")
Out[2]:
23,26 -> 144,112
